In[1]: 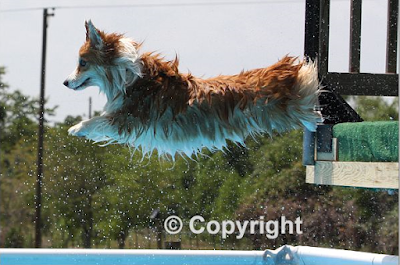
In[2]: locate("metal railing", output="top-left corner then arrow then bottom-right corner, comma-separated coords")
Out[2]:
305,0 -> 398,96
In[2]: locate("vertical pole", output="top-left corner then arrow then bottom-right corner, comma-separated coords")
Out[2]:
303,0 -> 320,166
304,0 -> 321,61
89,97 -> 92,119
35,8 -> 54,248
319,0 -> 330,78
386,0 -> 398,73
349,0 -> 362,73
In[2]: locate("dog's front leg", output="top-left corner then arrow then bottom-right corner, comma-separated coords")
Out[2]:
68,116 -> 110,138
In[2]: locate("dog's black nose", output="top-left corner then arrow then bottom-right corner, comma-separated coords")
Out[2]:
63,80 -> 69,87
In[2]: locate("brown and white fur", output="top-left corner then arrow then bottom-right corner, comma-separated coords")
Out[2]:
64,20 -> 322,158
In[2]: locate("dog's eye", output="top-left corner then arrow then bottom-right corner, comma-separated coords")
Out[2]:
79,59 -> 87,67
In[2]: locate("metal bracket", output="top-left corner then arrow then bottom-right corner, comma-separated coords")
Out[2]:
263,245 -> 303,265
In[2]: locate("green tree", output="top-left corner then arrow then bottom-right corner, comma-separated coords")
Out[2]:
44,120 -> 109,248
351,96 -> 398,121
0,135 -> 37,247
0,67 -> 56,153
0,67 -> 53,247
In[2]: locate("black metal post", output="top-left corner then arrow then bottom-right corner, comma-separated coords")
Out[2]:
386,0 -> 398,73
35,8 -> 54,248
304,0 -> 321,61
319,0 -> 330,78
303,0 -> 321,166
349,0 -> 362,73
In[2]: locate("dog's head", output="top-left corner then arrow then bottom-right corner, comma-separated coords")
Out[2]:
63,20 -> 141,93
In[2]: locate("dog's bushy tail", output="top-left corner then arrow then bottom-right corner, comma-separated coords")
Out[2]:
290,59 -> 322,131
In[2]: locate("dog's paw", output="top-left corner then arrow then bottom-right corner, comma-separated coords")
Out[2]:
68,123 -> 87,137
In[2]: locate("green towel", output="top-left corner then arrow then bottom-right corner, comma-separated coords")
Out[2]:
333,121 -> 399,162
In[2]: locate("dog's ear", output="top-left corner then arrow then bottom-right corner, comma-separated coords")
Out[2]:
85,20 -> 103,50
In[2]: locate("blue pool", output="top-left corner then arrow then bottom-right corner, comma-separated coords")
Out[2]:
0,245 -> 397,265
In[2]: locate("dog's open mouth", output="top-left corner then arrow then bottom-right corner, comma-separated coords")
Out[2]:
74,78 -> 90,90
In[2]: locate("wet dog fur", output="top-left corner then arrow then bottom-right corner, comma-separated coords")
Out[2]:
64,21 -> 321,158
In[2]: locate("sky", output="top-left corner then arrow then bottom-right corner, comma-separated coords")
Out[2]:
0,0 -> 394,123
